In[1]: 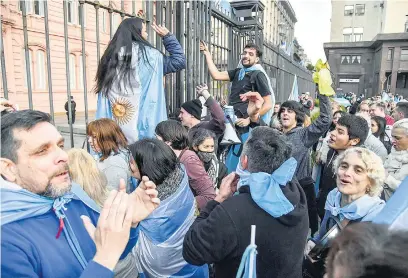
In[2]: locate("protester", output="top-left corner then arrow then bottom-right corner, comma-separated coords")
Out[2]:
316,110 -> 346,164
87,118 -> 132,193
307,147 -> 385,253
67,148 -> 108,207
200,41 -> 274,172
392,101 -> 408,121
371,115 -> 392,154
190,128 -> 228,189
316,115 -> 369,219
95,17 -> 186,143
183,127 -> 309,278
64,96 -> 76,124
128,138 -> 209,277
155,120 -> 216,210
369,102 -> 395,137
200,41 -> 273,123
355,112 -> 388,161
357,101 -> 370,116
325,222 -> 408,278
179,84 -> 225,144
278,88 -> 332,181
383,119 -> 408,200
0,110 -> 160,277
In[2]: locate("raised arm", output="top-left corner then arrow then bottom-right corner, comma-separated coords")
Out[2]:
152,23 -> 186,75
200,41 -> 230,81
196,84 -> 226,135
303,93 -> 333,148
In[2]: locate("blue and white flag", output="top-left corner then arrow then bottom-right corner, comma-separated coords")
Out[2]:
132,167 -> 209,277
236,225 -> 257,278
288,75 -> 299,101
96,43 -> 167,144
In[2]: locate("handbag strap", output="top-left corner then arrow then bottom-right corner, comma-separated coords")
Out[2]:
326,215 -> 351,232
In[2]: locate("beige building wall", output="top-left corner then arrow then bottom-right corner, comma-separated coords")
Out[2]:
382,0 -> 408,33
264,0 -> 295,46
330,0 -> 383,42
0,0 -> 142,114
330,0 -> 408,43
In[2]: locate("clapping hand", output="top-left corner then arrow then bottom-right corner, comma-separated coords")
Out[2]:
82,186 -> 135,271
81,178 -> 160,270
131,176 -> 160,225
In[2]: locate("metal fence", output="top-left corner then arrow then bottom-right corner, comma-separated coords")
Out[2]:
0,0 -> 314,147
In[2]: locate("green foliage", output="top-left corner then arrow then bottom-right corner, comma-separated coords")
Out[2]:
306,63 -> 315,71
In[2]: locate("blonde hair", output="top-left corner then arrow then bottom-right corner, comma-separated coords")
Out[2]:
333,147 -> 385,197
68,148 -> 109,207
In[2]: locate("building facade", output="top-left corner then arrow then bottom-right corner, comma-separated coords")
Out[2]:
0,0 -> 139,113
330,0 -> 408,43
264,0 -> 296,48
324,33 -> 408,97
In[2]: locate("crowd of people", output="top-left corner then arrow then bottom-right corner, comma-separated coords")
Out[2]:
1,16 -> 408,278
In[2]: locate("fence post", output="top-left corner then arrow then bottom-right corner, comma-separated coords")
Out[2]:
21,1 -> 33,109
63,0 -> 75,147
0,15 -> 8,99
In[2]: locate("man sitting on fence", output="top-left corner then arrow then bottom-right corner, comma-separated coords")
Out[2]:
199,41 -> 274,172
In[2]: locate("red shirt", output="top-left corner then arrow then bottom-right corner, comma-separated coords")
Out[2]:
385,115 -> 395,126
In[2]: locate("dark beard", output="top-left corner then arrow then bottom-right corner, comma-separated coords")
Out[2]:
40,164 -> 72,198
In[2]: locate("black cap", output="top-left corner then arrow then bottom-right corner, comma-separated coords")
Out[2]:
181,99 -> 203,120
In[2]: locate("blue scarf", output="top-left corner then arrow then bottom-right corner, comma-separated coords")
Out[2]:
0,178 -> 100,269
237,62 -> 275,125
96,43 -> 167,143
236,157 -> 297,218
325,188 -> 385,221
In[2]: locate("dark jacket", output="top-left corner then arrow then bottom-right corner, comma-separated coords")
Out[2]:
285,94 -> 332,180
162,33 -> 186,74
189,96 -> 226,143
183,180 -> 309,278
64,100 -> 76,112
317,148 -> 339,219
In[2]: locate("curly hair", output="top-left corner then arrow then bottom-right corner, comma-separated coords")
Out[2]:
333,147 -> 385,197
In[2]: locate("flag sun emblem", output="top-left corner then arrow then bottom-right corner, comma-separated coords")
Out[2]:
110,97 -> 135,125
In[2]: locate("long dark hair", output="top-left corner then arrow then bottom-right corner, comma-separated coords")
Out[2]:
95,17 -> 156,97
371,116 -> 387,140
128,138 -> 177,185
371,116 -> 392,153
